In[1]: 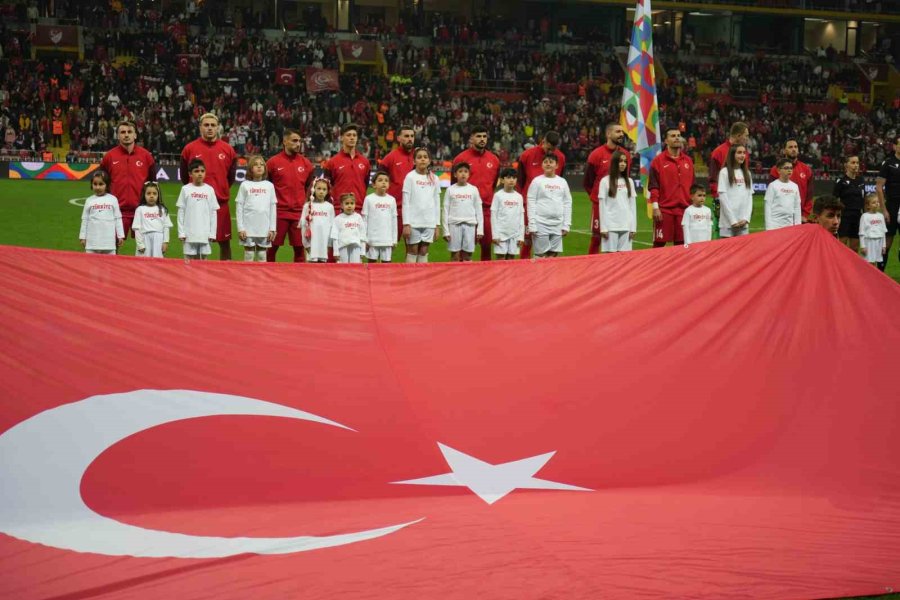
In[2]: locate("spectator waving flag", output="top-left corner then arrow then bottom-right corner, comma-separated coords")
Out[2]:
620,0 -> 660,218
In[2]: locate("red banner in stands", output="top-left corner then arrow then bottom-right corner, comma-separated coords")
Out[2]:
33,24 -> 78,49
274,67 -> 295,86
305,67 -> 339,93
1,227 -> 899,599
338,40 -> 378,63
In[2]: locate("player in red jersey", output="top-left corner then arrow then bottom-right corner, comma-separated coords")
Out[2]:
708,122 -> 749,229
324,123 -> 371,214
648,127 -> 695,247
768,139 -> 814,220
180,113 -> 237,260
453,123 -> 500,261
379,125 -> 415,251
516,131 -> 566,258
266,129 -> 313,263
100,120 -> 156,242
584,123 -> 631,255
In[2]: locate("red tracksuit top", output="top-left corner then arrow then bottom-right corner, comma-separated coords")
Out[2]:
180,138 -> 237,203
453,148 -> 501,206
326,149 -> 370,212
583,144 -> 632,203
648,150 -> 694,212
517,145 -> 566,196
379,146 -> 414,219
267,150 -> 314,220
100,145 -> 156,216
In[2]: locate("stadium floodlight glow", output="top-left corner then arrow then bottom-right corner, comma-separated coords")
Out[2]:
688,12 -> 713,16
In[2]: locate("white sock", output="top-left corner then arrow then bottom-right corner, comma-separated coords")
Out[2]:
256,250 -> 266,262
417,254 -> 429,263
406,254 -> 417,263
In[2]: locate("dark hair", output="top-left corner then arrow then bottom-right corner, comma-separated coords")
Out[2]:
543,131 -> 561,147
188,158 -> 205,172
812,195 -> 844,215
777,158 -> 794,169
542,152 -> 559,163
725,144 -> 751,187
140,181 -> 168,217
665,126 -> 681,138
469,123 -> 488,136
689,184 -> 706,195
341,123 -> 360,135
283,128 -> 301,139
607,150 -> 632,197
397,125 -> 415,136
499,167 -> 517,179
453,161 -> 471,174
90,169 -> 110,190
605,122 -> 621,135
729,122 -> 749,138
339,192 -> 356,203
372,170 -> 390,183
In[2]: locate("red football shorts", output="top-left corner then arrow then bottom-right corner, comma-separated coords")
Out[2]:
273,217 -> 303,247
653,210 -> 684,244
214,201 -> 232,242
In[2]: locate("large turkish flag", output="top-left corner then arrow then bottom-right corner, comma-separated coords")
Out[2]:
1,226 -> 899,599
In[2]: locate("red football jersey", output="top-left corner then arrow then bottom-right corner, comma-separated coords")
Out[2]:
583,144 -> 632,204
379,147 -> 415,218
516,145 -> 566,196
453,148 -> 500,206
648,150 -> 694,212
326,150 -> 370,212
180,138 -> 237,203
100,145 -> 156,216
267,150 -> 314,220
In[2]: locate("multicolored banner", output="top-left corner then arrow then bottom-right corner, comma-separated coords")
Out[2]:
620,0 -> 661,215
8,162 -> 99,180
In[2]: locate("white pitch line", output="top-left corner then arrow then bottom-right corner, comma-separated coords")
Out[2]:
68,198 -> 86,207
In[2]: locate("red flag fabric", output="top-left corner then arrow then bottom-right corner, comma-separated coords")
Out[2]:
275,67 -> 296,87
1,226 -> 899,599
305,67 -> 339,94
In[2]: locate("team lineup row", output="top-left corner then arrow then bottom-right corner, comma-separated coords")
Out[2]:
89,114 -> 900,266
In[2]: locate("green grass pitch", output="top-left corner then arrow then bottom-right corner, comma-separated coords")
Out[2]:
0,179 -> 898,283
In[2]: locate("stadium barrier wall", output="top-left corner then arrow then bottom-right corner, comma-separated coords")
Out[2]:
1,162 -> 881,196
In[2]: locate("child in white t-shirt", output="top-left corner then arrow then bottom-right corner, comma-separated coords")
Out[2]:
236,155 -> 276,262
330,193 -> 367,263
598,150 -> 637,252
491,168 -> 524,259
527,153 -> 572,257
362,171 -> 398,263
176,159 -> 218,261
717,144 -> 753,238
682,185 -> 713,246
79,170 -> 124,254
301,178 -> 335,263
859,194 -> 888,265
133,181 -> 172,258
442,162 -> 484,261
764,158 -> 802,231
402,147 -> 441,263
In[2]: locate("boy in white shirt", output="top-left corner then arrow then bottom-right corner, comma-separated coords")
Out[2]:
330,193 -> 367,263
176,159 -> 219,261
527,154 -> 572,257
764,158 -> 802,230
682,185 -> 713,246
442,162 -> 484,261
491,168 -> 525,259
235,155 -> 277,262
362,171 -> 398,263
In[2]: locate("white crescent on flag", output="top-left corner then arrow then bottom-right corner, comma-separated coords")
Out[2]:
0,390 -> 422,558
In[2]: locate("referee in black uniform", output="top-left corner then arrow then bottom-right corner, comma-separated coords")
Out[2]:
876,134 -> 900,271
832,155 -> 866,255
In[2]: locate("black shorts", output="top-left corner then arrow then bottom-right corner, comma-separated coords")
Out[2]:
837,208 -> 861,239
887,201 -> 900,237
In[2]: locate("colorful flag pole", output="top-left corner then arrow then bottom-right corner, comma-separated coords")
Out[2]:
620,0 -> 661,219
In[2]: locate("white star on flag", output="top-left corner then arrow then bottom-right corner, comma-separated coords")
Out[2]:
393,443 -> 592,505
